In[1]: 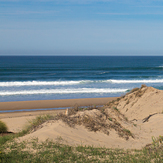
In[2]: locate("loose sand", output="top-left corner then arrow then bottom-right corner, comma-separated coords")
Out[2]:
0,97 -> 116,132
1,87 -> 163,149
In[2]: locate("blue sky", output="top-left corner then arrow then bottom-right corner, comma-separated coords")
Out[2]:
0,0 -> 163,56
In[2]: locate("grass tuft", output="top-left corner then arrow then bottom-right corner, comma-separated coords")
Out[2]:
0,120 -> 8,133
113,107 -> 119,112
0,115 -> 55,147
27,114 -> 54,133
129,87 -> 140,93
123,129 -> 133,137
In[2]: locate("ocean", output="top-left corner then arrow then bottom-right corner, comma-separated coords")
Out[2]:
1,56 -> 163,102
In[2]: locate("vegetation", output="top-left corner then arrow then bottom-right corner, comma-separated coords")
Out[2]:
0,120 -> 8,133
54,106 -> 134,140
113,106 -> 119,112
0,115 -> 54,146
0,114 -> 163,162
0,138 -> 163,162
27,114 -> 54,133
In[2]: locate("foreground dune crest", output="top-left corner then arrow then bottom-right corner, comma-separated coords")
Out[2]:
113,85 -> 163,120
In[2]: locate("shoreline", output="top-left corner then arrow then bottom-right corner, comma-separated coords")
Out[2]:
0,97 -> 117,112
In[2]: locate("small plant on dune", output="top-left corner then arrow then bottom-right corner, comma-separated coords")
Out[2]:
0,120 -> 8,133
126,100 -> 129,105
68,105 -> 98,116
141,84 -> 147,88
100,108 -> 105,114
130,87 -> 139,93
116,97 -> 121,101
106,100 -> 115,106
108,118 -> 112,121
133,124 -> 137,127
27,114 -> 54,132
122,129 -> 133,138
113,107 -> 119,112
152,136 -> 163,147
124,116 -> 128,121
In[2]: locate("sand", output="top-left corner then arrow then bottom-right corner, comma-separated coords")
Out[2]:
1,87 -> 163,149
0,97 -> 117,111
0,97 -> 117,131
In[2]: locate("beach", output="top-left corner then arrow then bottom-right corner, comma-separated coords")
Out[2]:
0,97 -> 117,132
0,97 -> 117,112
1,86 -> 163,150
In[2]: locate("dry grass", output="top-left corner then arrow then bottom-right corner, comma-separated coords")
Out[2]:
130,87 -> 140,93
106,85 -> 148,109
26,115 -> 54,133
54,105 -> 134,140
124,84 -> 147,97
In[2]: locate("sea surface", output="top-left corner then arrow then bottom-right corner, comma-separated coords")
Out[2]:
1,56 -> 163,102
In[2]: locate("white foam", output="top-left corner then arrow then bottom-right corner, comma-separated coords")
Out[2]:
0,79 -> 163,87
0,81 -> 83,87
0,88 -> 128,96
107,79 -> 163,84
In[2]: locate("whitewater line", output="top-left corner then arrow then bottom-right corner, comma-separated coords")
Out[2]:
0,81 -> 83,87
0,79 -> 163,87
108,79 -> 163,83
0,88 -> 128,96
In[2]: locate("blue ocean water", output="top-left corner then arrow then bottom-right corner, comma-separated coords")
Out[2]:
0,56 -> 163,102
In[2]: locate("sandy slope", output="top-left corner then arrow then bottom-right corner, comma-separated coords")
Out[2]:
1,86 -> 163,149
116,86 -> 163,120
0,110 -> 65,132
16,114 -> 163,149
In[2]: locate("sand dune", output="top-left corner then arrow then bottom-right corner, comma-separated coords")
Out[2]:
115,86 -> 163,120
1,86 -> 163,149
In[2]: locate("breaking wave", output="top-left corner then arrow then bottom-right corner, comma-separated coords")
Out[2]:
0,79 -> 163,87
0,88 -> 128,96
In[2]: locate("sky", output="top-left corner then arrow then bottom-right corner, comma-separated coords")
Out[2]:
0,0 -> 163,56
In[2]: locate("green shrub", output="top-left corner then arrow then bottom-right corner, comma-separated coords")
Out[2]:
0,120 -> 8,133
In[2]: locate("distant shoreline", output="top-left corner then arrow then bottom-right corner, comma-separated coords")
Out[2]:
0,97 -> 117,112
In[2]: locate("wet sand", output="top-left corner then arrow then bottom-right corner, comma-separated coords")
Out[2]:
0,97 -> 117,111
0,97 -> 117,118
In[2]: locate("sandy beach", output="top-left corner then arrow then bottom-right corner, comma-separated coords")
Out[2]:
0,97 -> 117,112
1,86 -> 163,150
0,97 -> 117,131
